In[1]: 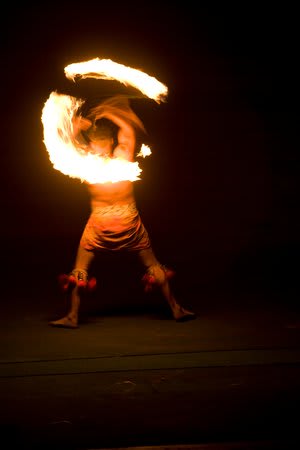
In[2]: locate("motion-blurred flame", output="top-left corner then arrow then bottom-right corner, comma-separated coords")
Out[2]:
64,58 -> 168,103
42,58 -> 166,183
41,92 -> 142,184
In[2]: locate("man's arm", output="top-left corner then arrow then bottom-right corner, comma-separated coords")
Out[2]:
95,110 -> 136,162
72,115 -> 92,138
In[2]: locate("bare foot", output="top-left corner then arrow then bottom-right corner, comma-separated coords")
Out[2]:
49,316 -> 78,329
173,305 -> 196,322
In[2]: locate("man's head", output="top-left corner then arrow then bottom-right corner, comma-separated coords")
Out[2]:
84,118 -> 116,155
86,118 -> 115,142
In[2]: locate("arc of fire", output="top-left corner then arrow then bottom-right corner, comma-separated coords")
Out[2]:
42,57 -> 167,183
64,58 -> 168,103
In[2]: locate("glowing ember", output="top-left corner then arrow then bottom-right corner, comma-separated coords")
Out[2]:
41,92 -> 142,184
137,144 -> 152,158
64,58 -> 168,103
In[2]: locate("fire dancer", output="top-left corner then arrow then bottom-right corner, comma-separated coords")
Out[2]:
49,95 -> 195,328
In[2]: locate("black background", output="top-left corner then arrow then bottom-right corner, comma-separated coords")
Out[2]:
2,3 -> 300,296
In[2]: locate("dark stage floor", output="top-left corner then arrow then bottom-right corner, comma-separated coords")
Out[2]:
1,239 -> 300,450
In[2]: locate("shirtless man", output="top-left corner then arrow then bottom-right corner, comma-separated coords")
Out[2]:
49,96 -> 195,328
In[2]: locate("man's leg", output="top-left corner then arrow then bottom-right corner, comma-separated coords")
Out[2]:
49,246 -> 95,328
138,248 -> 196,322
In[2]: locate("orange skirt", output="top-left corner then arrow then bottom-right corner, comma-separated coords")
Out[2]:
80,203 -> 151,251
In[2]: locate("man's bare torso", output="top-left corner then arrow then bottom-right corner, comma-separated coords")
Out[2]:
87,181 -> 135,209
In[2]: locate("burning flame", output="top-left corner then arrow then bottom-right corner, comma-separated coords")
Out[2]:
42,57 -> 165,183
64,58 -> 168,103
42,92 -> 142,184
137,144 -> 151,158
